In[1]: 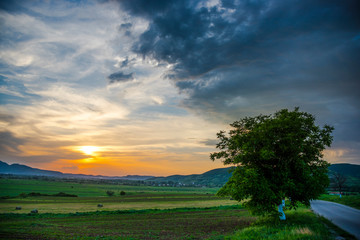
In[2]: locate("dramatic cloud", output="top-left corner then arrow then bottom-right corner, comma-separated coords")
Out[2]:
114,0 -> 360,156
118,0 -> 360,79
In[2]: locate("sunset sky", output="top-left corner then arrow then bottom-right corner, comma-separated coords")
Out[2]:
0,0 -> 359,176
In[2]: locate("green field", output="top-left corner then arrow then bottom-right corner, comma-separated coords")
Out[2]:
318,194 -> 360,210
0,206 -> 255,240
0,178 -> 219,197
0,177 -> 355,239
0,178 -> 232,214
0,194 -> 237,214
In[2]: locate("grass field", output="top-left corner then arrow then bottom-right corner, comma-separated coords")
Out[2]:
318,194 -> 360,210
0,177 -> 356,239
0,194 -> 236,214
0,178 -> 234,214
0,178 -> 218,197
1,205 -> 353,240
0,206 -> 255,240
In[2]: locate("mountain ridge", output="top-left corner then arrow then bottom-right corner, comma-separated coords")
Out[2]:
0,160 -> 153,180
1,160 -> 359,187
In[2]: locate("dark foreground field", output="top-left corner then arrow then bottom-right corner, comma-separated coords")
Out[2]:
1,206 -> 354,240
0,206 -> 254,240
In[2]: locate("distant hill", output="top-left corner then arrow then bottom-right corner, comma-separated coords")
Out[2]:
328,163 -> 360,192
328,163 -> 360,178
148,167 -> 234,187
0,160 -> 63,177
0,160 -> 233,186
1,160 -> 359,188
147,163 -> 360,187
0,160 -> 153,180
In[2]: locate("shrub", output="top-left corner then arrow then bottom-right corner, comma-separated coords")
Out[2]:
106,190 -> 115,196
18,192 -> 77,198
31,209 -> 38,214
53,192 -> 78,197
0,196 -> 12,199
120,191 -> 126,196
28,192 -> 44,197
19,193 -> 27,198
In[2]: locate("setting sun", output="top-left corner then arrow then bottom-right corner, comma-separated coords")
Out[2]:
79,146 -> 100,155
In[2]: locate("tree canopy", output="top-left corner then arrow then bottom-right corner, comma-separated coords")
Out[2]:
210,108 -> 334,216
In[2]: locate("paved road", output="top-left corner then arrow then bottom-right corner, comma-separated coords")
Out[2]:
311,200 -> 360,239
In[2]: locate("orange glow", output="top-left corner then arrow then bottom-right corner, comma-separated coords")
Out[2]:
17,144 -> 225,176
82,158 -> 95,163
40,150 -> 225,177
78,146 -> 100,155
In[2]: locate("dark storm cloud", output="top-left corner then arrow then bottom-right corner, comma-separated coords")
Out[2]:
107,71 -> 134,84
116,0 -> 360,154
116,0 -> 177,18
117,0 -> 360,81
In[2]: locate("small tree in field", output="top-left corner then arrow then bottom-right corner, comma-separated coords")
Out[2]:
210,108 -> 334,219
106,190 -> 115,197
331,171 -> 347,196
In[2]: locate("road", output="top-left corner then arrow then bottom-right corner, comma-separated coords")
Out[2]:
311,200 -> 360,239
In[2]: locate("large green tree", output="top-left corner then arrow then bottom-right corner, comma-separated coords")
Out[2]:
210,108 -> 334,217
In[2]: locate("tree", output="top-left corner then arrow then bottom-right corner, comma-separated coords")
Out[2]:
331,171 -> 347,196
106,190 -> 115,196
210,108 -> 334,218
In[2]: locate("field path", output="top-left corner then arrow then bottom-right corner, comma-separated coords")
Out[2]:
311,200 -> 360,239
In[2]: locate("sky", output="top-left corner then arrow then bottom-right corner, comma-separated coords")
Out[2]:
0,0 -> 359,176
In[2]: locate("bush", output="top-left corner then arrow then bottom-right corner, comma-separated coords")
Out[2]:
0,196 -> 12,199
31,209 -> 38,214
18,192 -> 77,198
120,191 -> 126,196
53,192 -> 78,197
106,190 -> 115,196
28,192 -> 44,197
19,193 -> 28,198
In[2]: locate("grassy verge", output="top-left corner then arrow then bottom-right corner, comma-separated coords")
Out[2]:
318,194 -> 360,210
225,206 -> 356,240
0,205 -> 255,240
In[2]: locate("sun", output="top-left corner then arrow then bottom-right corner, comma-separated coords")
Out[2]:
79,146 -> 99,155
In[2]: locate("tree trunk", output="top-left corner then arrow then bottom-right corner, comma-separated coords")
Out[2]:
278,199 -> 286,220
